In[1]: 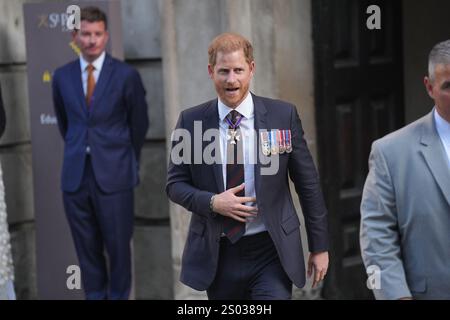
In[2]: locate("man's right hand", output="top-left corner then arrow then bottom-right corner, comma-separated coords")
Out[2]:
212,184 -> 257,222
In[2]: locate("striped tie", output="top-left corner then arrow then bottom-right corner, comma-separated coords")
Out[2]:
223,110 -> 245,243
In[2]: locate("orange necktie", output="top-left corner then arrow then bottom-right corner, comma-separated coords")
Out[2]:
86,64 -> 96,107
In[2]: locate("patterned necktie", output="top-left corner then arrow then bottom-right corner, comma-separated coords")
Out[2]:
223,110 -> 245,243
86,64 -> 96,108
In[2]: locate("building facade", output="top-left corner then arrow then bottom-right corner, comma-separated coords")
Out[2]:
1,0 -> 449,299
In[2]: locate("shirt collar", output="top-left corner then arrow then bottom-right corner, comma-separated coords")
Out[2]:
434,107 -> 450,140
218,92 -> 254,121
79,51 -> 106,72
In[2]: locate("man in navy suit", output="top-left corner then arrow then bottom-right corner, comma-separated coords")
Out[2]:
166,33 -> 329,299
52,7 -> 149,299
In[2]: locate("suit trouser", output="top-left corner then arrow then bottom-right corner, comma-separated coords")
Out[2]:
207,231 -> 292,300
63,156 -> 134,300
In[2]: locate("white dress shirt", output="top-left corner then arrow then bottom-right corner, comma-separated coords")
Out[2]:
79,51 -> 105,96
434,108 -> 450,167
217,93 -> 266,236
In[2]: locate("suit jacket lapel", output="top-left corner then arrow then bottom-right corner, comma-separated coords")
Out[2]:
419,111 -> 450,207
252,94 -> 268,198
204,99 -> 224,193
70,61 -> 88,116
90,54 -> 114,113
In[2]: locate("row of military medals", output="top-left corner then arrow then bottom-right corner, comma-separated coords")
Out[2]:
260,129 -> 292,156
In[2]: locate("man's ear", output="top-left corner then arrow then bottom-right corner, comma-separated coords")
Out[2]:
250,61 -> 255,76
208,64 -> 214,79
71,30 -> 78,41
424,76 -> 434,99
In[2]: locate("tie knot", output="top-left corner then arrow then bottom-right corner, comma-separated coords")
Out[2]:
226,110 -> 243,129
86,64 -> 95,72
227,110 -> 241,122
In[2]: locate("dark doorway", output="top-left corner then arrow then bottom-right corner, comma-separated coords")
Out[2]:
312,0 -> 405,299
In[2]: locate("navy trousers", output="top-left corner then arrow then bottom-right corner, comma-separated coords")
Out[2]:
63,156 -> 134,300
207,231 -> 292,300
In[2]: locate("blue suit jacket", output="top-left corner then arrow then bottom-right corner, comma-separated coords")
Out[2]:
166,94 -> 329,291
52,54 -> 149,193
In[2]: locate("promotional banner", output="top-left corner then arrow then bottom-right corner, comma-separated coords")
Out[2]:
23,0 -> 123,299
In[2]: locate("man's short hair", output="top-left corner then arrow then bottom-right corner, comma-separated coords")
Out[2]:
208,33 -> 254,67
428,39 -> 450,81
80,6 -> 108,30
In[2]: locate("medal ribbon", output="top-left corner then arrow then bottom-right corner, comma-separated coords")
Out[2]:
225,114 -> 243,129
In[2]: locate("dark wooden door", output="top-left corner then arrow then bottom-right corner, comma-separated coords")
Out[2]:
312,0 -> 405,299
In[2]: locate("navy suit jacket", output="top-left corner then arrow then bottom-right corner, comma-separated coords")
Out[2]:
166,94 -> 329,291
52,54 -> 149,193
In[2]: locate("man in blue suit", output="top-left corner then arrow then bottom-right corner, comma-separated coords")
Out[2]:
167,33 -> 329,299
52,7 -> 149,299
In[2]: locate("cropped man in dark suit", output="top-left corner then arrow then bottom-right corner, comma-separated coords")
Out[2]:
166,33 -> 329,299
52,7 -> 149,299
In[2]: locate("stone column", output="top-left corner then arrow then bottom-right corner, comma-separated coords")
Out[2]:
162,0 -> 223,300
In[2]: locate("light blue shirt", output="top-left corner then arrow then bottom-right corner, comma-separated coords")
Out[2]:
79,51 -> 105,96
434,108 -> 450,167
79,51 -> 105,154
217,93 -> 266,236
